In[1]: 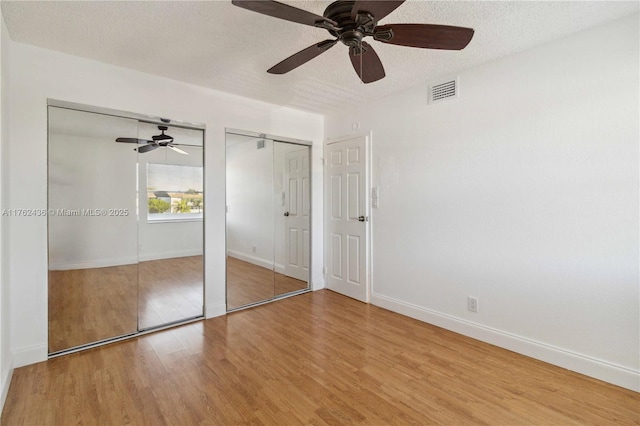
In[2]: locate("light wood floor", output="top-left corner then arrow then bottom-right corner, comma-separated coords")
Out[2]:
7,290 -> 639,425
49,256 -> 203,353
139,256 -> 204,330
226,256 -> 308,310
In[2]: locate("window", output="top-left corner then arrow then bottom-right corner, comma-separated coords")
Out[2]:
147,164 -> 203,222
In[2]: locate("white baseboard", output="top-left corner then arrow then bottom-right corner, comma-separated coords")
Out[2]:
49,249 -> 203,270
227,250 -> 273,270
0,357 -> 14,415
205,303 -> 226,319
13,344 -> 47,368
139,249 -> 203,262
372,293 -> 640,392
49,256 -> 138,270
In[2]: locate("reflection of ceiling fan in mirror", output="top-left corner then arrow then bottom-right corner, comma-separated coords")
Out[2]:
231,0 -> 475,83
116,126 -> 188,155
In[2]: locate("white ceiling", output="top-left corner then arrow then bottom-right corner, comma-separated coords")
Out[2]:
2,1 -> 638,114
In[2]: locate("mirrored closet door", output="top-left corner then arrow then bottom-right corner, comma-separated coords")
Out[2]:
48,105 -> 204,354
225,131 -> 311,311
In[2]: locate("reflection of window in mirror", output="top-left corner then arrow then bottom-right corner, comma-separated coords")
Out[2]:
146,163 -> 203,222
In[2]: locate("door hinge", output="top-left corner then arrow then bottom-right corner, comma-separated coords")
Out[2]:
321,158 -> 326,166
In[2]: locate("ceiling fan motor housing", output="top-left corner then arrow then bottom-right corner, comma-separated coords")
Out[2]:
152,125 -> 173,142
325,0 -> 377,51
231,0 -> 474,84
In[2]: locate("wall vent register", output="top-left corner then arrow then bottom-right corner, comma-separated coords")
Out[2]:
429,78 -> 458,104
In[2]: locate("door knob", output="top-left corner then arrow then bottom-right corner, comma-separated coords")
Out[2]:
358,216 -> 366,222
284,212 -> 290,217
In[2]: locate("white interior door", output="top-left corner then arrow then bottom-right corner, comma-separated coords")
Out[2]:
325,135 -> 369,302
284,147 -> 310,281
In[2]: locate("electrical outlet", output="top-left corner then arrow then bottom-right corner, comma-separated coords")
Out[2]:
467,296 -> 479,313
252,245 -> 256,253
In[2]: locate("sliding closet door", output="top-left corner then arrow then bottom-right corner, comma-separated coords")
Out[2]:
225,131 -> 311,311
225,134 -> 276,310
137,122 -> 204,330
48,107 -> 139,353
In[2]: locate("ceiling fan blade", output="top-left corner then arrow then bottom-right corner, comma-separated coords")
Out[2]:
349,41 -> 385,84
232,0 -> 339,30
374,24 -> 474,50
168,145 -> 189,155
136,143 -> 159,153
268,39 -> 338,74
116,137 -> 152,144
351,0 -> 404,21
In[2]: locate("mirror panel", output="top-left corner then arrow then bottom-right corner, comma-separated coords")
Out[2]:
48,107 -> 139,352
225,132 -> 310,311
226,134 -> 276,310
137,122 -> 204,329
48,106 -> 205,354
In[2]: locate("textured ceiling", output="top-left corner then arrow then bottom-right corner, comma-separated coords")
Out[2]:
2,1 -> 638,114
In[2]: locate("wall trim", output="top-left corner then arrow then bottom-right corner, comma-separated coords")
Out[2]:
227,250 -> 273,270
139,249 -> 203,262
49,256 -> 138,271
49,250 -> 203,270
372,293 -> 640,393
205,303 -> 226,319
13,344 -> 47,368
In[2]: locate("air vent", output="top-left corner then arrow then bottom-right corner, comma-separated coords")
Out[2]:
257,139 -> 265,149
428,77 -> 458,104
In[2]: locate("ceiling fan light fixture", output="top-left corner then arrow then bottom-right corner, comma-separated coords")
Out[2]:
117,125 -> 186,155
232,0 -> 474,83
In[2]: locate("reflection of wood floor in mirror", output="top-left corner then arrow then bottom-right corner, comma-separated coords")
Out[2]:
48,256 -> 203,353
139,256 -> 204,330
48,265 -> 138,353
226,256 -> 308,310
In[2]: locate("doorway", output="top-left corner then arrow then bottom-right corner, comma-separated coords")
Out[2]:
324,134 -> 371,303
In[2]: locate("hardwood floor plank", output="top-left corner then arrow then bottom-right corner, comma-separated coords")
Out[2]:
3,290 -> 639,425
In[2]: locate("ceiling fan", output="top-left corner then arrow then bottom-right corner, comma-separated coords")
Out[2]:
115,126 -> 188,155
232,0 -> 474,83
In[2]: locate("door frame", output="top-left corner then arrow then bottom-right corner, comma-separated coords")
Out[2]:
323,132 -> 372,303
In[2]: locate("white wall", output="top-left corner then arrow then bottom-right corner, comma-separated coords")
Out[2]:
48,109 -> 139,269
0,10 -> 12,412
325,14 -> 639,391
226,136 -> 275,268
6,39 -> 324,368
